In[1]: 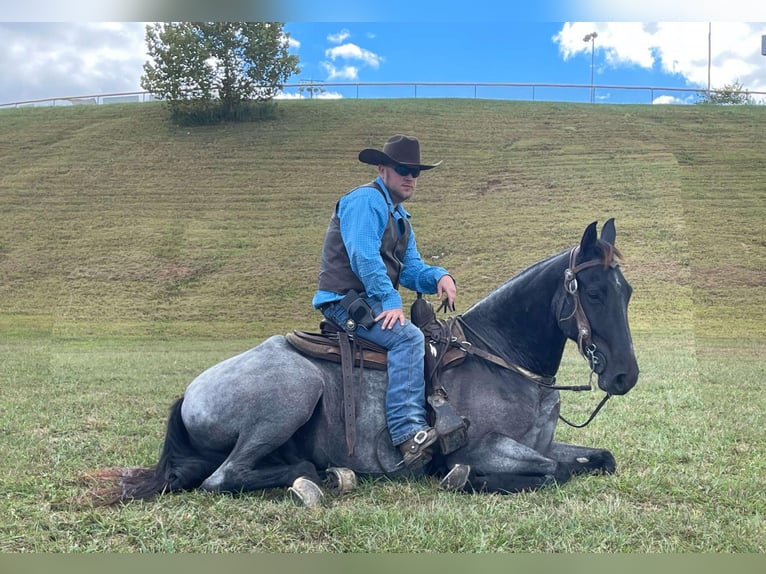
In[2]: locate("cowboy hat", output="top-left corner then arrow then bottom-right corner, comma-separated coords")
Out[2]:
358,134 -> 442,170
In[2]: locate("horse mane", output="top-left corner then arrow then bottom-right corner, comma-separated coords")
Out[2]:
463,238 -> 624,320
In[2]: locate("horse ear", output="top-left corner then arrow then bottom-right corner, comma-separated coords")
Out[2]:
600,218 -> 616,246
579,221 -> 598,255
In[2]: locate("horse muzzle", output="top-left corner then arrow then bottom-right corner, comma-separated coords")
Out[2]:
598,362 -> 639,395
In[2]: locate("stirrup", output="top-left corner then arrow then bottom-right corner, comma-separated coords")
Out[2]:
428,392 -> 469,454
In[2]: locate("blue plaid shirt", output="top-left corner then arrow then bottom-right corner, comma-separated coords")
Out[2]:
313,176 -> 449,311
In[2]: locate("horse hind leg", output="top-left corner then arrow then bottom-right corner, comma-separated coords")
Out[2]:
546,441 -> 617,477
202,455 -> 325,507
199,432 -> 322,495
201,458 -> 321,493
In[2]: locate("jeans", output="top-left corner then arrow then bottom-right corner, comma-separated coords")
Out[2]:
322,298 -> 427,446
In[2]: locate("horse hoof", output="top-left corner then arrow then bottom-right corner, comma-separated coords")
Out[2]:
439,463 -> 471,491
325,467 -> 357,496
288,477 -> 324,507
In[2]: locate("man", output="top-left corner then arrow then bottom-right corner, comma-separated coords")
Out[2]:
313,134 -> 457,469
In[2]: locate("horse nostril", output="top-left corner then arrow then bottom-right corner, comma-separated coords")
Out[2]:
610,372 -> 638,395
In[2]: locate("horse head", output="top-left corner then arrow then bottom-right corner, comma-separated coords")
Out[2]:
556,219 -> 639,395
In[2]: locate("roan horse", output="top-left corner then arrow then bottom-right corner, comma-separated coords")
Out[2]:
91,219 -> 638,504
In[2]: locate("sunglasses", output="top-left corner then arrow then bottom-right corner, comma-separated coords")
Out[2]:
391,164 -> 421,178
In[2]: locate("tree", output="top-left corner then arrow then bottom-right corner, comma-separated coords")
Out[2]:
697,80 -> 753,105
141,22 -> 300,123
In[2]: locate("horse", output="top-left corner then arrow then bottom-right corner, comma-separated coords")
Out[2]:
90,219 -> 638,504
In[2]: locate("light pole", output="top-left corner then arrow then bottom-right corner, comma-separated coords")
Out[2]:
707,23 -> 711,98
583,32 -> 598,103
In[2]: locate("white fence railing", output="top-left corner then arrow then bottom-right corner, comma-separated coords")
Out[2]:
2,81 -> 765,109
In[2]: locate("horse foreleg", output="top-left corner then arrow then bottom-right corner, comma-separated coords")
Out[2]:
545,441 -> 616,477
456,432 -> 570,493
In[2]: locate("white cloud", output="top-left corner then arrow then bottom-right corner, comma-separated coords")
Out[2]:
554,22 -> 766,92
325,43 -> 382,68
318,37 -> 383,81
652,94 -> 686,105
328,29 -> 351,44
321,62 -> 360,81
0,22 -> 146,103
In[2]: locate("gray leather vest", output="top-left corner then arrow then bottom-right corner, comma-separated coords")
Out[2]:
317,181 -> 412,295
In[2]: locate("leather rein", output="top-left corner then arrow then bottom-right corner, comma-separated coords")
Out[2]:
443,246 -> 614,428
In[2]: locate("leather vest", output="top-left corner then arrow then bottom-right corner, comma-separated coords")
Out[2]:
318,181 -> 412,295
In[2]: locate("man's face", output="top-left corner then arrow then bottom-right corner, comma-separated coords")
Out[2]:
378,164 -> 419,204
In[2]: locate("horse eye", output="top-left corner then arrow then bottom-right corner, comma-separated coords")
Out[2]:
585,288 -> 602,302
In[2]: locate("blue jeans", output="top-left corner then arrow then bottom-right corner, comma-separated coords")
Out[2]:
322,298 -> 427,446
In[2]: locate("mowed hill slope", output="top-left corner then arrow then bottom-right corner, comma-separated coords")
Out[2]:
1,99 -> 763,351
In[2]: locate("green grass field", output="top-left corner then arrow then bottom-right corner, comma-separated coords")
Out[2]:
0,99 -> 764,552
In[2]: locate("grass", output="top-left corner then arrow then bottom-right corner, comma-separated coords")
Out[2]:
0,99 -> 764,552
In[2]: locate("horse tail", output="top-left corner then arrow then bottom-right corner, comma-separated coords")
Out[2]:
86,396 -> 217,505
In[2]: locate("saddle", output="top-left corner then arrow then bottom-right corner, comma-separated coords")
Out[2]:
285,296 -> 469,458
285,319 -> 467,373
286,321 -> 389,370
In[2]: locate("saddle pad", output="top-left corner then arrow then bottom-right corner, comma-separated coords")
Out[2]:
285,330 -> 388,370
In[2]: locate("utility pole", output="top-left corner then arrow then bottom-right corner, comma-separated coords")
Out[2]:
583,32 -> 598,104
707,23 -> 712,97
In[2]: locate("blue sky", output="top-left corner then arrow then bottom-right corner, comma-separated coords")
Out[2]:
1,2 -> 765,106
280,22 -> 766,104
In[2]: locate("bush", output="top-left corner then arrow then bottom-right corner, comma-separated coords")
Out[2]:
167,99 -> 279,126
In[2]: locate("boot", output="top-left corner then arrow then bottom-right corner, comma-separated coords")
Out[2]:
398,427 -> 438,468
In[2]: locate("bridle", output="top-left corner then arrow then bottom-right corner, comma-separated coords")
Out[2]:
450,246 -> 617,428
556,245 -> 619,427
561,246 -> 613,377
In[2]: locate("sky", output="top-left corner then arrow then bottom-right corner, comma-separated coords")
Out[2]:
1,2 -> 766,107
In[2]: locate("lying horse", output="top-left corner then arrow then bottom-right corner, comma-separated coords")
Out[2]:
92,219 -> 638,504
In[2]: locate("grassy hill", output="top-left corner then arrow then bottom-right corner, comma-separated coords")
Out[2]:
1,99 -> 763,345
0,99 -> 764,551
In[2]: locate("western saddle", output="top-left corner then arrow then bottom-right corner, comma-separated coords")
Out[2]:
285,295 -> 469,458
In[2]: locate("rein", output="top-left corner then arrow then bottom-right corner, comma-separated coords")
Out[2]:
446,246 -> 616,428
455,318 -> 589,391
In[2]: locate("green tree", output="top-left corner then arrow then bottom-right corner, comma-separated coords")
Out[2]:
141,22 -> 300,123
697,80 -> 753,105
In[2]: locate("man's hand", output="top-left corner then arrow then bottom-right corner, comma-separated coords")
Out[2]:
437,275 -> 457,311
375,308 -> 405,330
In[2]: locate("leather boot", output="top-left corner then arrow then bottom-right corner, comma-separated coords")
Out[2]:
398,427 -> 438,468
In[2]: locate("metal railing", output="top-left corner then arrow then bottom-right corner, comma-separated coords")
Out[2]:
2,81 -> 765,109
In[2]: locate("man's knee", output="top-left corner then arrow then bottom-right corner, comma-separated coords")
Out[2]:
400,321 -> 424,346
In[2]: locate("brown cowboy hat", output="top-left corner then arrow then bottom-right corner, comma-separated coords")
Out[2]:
358,134 -> 442,170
